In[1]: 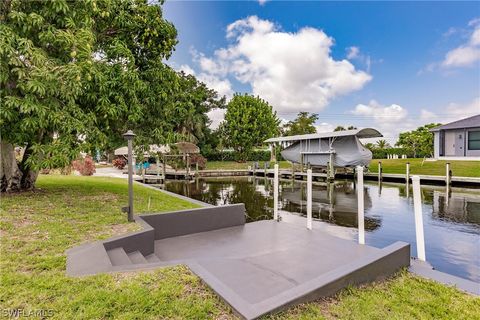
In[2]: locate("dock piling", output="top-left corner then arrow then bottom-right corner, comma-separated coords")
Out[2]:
378,161 -> 382,181
446,162 -> 451,186
273,164 -> 279,221
307,169 -> 312,230
162,155 -> 166,182
406,162 -> 410,183
356,166 -> 365,245
412,176 -> 426,261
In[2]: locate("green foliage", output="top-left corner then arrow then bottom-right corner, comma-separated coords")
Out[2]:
202,150 -> 274,162
1,0 -> 225,190
223,94 -> 280,161
334,125 -> 357,132
0,0 -> 177,172
283,112 -> 318,136
376,139 -> 390,149
396,123 -> 441,158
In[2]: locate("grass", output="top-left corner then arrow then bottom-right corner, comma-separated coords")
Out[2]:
205,159 -> 480,178
369,158 -> 480,177
1,175 -> 478,319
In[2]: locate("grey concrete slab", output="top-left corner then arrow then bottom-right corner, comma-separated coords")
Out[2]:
152,221 -> 409,319
66,205 -> 410,319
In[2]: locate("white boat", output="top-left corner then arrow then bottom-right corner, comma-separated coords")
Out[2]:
265,128 -> 382,168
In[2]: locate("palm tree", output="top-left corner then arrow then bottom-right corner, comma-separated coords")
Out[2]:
376,139 -> 389,149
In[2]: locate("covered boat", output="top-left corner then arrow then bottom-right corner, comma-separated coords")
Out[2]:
265,128 -> 382,168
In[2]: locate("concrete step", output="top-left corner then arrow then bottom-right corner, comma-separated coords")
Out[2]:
145,254 -> 160,263
128,251 -> 148,264
107,247 -> 132,266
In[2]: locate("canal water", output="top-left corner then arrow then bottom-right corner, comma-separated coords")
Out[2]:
163,177 -> 480,282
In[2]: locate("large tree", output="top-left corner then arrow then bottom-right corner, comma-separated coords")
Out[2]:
283,112 -> 318,136
395,123 -> 441,158
223,94 -> 280,161
0,0 -> 178,191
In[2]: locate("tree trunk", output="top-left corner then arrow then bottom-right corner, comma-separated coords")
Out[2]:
0,141 -> 38,192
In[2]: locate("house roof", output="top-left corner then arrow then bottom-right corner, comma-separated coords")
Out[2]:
430,114 -> 480,132
264,128 -> 382,143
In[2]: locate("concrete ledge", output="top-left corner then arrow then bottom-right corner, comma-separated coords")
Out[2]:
103,217 -> 155,255
140,204 -> 246,240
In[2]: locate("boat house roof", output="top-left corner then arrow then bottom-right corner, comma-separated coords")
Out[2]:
265,128 -> 383,143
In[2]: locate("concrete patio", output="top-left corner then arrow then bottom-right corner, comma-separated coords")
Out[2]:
67,204 -> 410,319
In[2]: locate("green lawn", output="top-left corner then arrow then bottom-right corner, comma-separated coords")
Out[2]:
369,158 -> 480,177
1,175 -> 478,319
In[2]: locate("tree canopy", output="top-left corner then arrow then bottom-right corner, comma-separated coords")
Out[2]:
223,94 -> 280,161
283,112 -> 318,136
334,125 -> 357,132
0,0 -> 224,191
395,123 -> 441,158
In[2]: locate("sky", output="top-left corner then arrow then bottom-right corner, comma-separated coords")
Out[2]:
163,1 -> 480,143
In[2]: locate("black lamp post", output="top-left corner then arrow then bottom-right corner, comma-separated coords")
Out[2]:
123,130 -> 136,222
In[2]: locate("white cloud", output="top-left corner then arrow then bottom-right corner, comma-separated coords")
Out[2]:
442,19 -> 480,68
258,0 -> 268,6
192,16 -> 371,114
207,108 -> 225,129
197,73 -> 234,98
179,64 -> 195,75
315,122 -> 335,133
349,100 -> 411,144
351,100 -> 408,122
346,46 -> 360,59
420,109 -> 437,121
443,97 -> 480,121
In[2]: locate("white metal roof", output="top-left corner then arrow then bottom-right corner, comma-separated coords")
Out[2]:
264,128 -> 383,143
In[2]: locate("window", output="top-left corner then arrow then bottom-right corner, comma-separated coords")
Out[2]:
468,130 -> 480,150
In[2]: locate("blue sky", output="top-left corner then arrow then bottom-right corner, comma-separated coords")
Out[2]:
163,1 -> 480,141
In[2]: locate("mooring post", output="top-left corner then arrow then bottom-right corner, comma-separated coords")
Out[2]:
356,165 -> 365,245
406,162 -> 410,183
274,164 -> 279,221
412,175 -> 426,261
123,130 -> 135,222
185,154 -> 190,180
162,154 -> 166,182
446,162 -> 451,186
378,161 -> 382,181
307,168 -> 312,230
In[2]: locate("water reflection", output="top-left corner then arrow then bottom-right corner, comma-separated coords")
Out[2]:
163,177 -> 480,282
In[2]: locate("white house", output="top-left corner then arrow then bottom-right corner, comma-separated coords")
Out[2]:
430,114 -> 480,160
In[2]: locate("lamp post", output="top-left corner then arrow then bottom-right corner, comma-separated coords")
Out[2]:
123,130 -> 136,222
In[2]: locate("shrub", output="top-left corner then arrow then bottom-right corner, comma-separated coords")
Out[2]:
189,154 -> 207,169
60,165 -> 73,175
112,157 -> 127,170
72,156 -> 96,176
202,150 -> 281,162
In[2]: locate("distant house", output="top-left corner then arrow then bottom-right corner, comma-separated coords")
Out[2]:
430,115 -> 480,159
